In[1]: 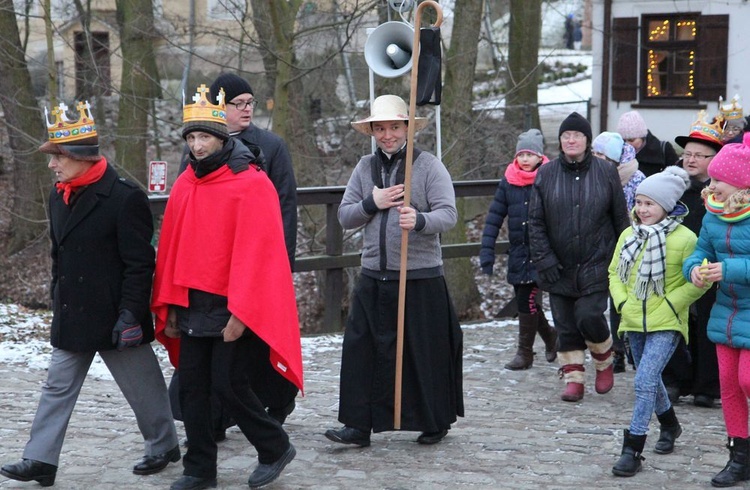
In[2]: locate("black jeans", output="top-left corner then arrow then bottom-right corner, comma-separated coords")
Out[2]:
549,290 -> 610,352
179,333 -> 289,478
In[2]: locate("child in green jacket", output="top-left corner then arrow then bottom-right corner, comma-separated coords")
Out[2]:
608,166 -> 707,477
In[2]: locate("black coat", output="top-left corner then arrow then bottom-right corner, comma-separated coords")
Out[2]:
636,131 -> 680,177
48,164 -> 155,351
680,177 -> 709,235
528,152 -> 630,296
480,179 -> 537,284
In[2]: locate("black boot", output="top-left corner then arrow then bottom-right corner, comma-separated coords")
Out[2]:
535,312 -> 558,363
612,430 -> 646,477
505,313 -> 537,370
613,350 -> 626,373
654,407 -> 682,455
712,437 -> 750,487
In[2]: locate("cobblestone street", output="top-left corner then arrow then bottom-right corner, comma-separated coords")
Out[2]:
0,320 -> 729,489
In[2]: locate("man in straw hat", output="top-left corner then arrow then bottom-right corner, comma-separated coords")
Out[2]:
151,84 -> 301,490
0,101 -> 180,486
324,94 -> 464,448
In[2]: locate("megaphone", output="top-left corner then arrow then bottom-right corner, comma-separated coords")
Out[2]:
364,21 -> 414,78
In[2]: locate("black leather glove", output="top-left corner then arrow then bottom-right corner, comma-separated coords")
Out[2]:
539,264 -> 562,284
112,309 -> 143,351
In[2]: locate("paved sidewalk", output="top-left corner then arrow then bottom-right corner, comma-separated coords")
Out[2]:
0,320 -> 729,489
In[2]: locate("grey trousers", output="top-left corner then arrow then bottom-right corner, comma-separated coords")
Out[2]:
22,344 -> 178,466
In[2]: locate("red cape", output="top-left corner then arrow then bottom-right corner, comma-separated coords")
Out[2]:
151,165 -> 303,392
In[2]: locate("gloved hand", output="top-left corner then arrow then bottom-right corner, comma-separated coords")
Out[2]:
112,309 -> 143,351
539,264 -> 563,284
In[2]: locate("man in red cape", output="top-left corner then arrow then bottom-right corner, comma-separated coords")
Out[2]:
152,84 -> 301,490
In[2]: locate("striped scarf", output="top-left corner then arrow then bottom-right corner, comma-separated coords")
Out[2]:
703,190 -> 750,223
616,216 -> 682,300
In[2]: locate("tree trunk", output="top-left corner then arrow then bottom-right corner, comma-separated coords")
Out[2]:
0,0 -> 50,253
114,0 -> 161,185
505,0 -> 542,131
440,0 -> 484,316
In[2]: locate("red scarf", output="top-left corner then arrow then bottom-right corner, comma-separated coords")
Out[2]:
55,157 -> 106,204
503,155 -> 549,186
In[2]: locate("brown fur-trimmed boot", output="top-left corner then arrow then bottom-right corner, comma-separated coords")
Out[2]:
558,350 -> 585,402
587,336 -> 614,394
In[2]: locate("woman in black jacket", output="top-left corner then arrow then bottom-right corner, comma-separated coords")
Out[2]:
617,110 -> 680,177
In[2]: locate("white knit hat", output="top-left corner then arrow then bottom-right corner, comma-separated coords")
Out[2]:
635,166 -> 690,212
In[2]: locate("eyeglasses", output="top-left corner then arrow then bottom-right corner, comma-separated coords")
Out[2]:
682,152 -> 715,161
560,132 -> 586,141
227,99 -> 258,111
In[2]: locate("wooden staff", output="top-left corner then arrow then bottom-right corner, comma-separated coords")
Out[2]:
394,0 -> 443,430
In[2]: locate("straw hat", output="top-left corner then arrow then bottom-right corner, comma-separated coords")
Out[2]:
351,95 -> 428,136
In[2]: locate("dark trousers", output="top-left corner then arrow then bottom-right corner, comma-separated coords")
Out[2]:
549,291 -> 610,352
179,333 -> 289,479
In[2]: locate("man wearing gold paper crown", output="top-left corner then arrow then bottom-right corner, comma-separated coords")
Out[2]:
720,95 -> 746,144
151,84 -> 301,490
0,101 -> 180,486
659,110 -> 725,410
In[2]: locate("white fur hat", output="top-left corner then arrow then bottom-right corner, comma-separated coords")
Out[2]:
351,95 -> 428,136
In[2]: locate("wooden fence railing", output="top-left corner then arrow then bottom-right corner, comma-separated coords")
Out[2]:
148,179 -> 509,332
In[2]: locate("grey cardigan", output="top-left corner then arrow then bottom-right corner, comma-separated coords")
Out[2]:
338,149 -> 457,280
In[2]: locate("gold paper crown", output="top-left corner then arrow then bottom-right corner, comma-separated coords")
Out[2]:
719,95 -> 743,121
183,84 -> 226,125
44,101 -> 97,144
688,110 -> 724,144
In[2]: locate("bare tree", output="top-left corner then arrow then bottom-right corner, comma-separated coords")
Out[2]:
0,0 -> 50,253
114,0 -> 162,184
505,0 -> 542,130
440,0 -> 485,316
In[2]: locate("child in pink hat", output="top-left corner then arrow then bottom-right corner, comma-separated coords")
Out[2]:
684,131 -> 750,487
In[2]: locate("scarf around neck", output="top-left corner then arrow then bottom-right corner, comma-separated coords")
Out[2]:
704,190 -> 750,222
616,215 -> 683,300
617,158 -> 638,186
504,155 -> 549,186
55,157 -> 107,205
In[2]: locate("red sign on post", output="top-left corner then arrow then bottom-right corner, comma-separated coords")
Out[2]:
148,161 -> 168,193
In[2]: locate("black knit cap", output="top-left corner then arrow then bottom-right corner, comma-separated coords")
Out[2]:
210,73 -> 253,104
558,112 -> 592,142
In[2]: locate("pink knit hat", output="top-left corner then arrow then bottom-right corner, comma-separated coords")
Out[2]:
617,111 -> 649,140
708,131 -> 750,189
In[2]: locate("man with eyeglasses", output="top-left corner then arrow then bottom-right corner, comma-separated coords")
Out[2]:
659,121 -> 725,409
528,112 -> 630,403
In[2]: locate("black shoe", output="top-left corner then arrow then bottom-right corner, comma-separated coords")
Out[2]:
170,475 -> 218,490
417,429 -> 449,445
133,445 -> 181,475
247,444 -> 296,489
694,394 -> 716,408
324,426 -> 371,447
267,399 -> 296,425
0,459 -> 57,487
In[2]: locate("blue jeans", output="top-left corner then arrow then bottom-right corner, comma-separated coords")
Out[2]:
627,330 -> 680,436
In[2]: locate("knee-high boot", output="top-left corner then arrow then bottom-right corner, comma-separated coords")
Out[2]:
712,437 -> 750,487
612,429 -> 646,477
504,313 -> 537,370
535,312 -> 558,362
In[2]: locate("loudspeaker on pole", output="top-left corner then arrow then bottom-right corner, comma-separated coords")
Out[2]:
364,21 -> 415,78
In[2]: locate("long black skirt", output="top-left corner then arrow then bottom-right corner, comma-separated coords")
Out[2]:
338,274 -> 464,433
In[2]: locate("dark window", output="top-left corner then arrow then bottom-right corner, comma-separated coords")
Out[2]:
611,14 -> 728,103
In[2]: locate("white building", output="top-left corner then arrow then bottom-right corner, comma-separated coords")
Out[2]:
590,0 -> 748,141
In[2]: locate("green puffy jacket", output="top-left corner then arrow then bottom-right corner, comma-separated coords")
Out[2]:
608,224 -> 707,342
